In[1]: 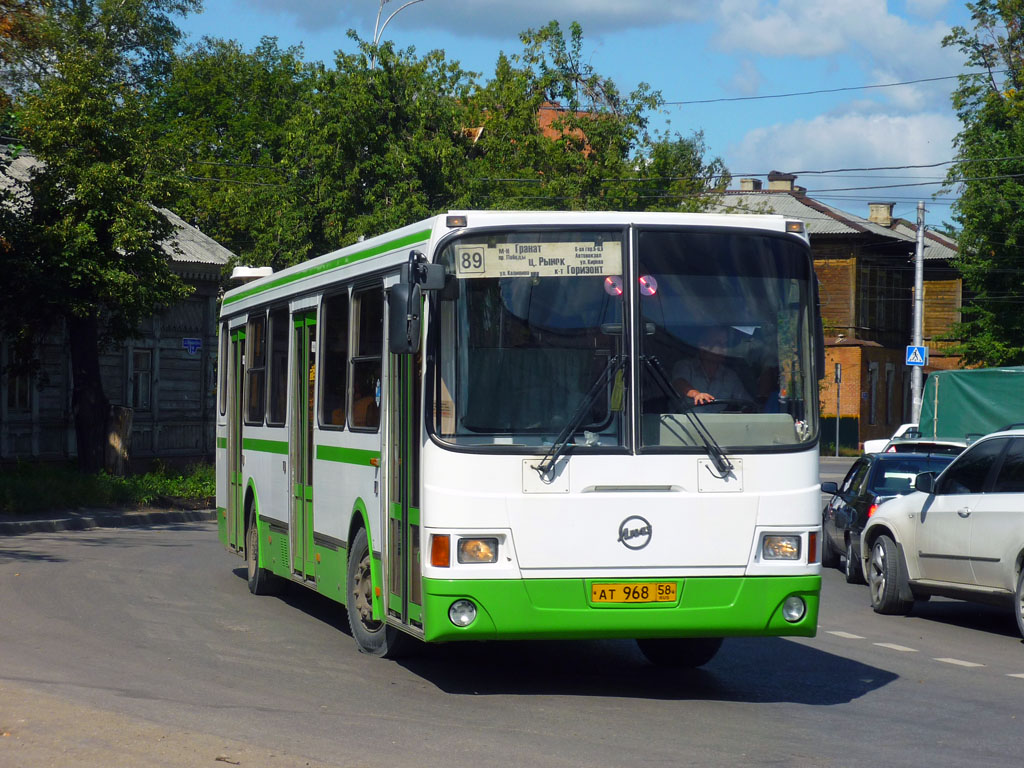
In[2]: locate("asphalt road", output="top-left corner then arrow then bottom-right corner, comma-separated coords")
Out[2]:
3,468 -> 1023,768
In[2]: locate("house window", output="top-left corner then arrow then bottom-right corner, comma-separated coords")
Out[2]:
267,308 -> 289,427
350,286 -> 383,431
5,348 -> 31,414
245,313 -> 267,424
132,349 -> 153,412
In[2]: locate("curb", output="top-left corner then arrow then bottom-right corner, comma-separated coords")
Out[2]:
0,508 -> 218,537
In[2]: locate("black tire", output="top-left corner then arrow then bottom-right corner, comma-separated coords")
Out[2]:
245,511 -> 277,596
821,528 -> 840,569
844,539 -> 865,584
345,527 -> 413,658
1015,569 -> 1024,641
867,535 -> 912,615
636,637 -> 723,668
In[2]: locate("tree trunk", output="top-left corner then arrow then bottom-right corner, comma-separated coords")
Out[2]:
68,314 -> 110,474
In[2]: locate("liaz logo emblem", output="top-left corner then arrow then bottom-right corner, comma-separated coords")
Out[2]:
617,515 -> 652,550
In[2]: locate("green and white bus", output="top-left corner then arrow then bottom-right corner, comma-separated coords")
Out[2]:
216,210 -> 824,666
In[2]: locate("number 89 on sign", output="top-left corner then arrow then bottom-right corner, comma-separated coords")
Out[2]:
455,246 -> 485,275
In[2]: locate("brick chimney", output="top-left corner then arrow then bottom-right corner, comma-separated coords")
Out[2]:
740,178 -> 763,191
868,202 -> 895,227
767,170 -> 797,191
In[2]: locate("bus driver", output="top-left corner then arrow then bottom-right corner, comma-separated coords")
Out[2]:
672,325 -> 751,407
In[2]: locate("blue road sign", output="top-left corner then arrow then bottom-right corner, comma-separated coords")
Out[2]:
906,345 -> 927,366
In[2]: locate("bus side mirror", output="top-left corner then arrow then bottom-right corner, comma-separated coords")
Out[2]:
388,282 -> 421,355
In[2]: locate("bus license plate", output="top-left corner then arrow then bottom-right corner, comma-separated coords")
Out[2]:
591,582 -> 677,604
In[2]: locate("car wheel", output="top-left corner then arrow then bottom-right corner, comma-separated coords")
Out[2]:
867,535 -> 912,615
821,528 -> 840,569
845,539 -> 865,584
1015,570 -> 1024,641
346,527 -> 414,658
636,637 -> 723,668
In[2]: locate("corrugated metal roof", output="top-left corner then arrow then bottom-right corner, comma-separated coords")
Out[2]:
891,219 -> 958,261
2,146 -> 232,267
716,190 -> 919,243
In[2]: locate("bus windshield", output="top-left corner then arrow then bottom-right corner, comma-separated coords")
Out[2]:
637,228 -> 817,450
430,225 -> 818,451
432,229 -> 626,448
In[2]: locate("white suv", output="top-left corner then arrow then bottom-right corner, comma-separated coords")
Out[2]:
860,429 -> 1024,638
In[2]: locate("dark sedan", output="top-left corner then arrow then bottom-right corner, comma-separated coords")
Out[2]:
821,452 -> 955,583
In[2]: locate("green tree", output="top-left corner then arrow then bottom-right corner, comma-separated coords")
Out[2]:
943,0 -> 1024,365
151,36 -> 314,268
1,0 -> 198,471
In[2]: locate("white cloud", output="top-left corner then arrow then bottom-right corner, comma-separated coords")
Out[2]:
723,60 -> 764,97
245,0 -> 707,37
726,111 -> 960,176
906,0 -> 950,18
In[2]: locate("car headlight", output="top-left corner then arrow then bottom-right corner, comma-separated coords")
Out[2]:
762,535 -> 801,560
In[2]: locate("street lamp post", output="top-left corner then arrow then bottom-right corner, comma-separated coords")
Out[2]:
371,0 -> 425,70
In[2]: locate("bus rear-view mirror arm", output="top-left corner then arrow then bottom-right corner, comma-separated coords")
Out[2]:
389,250 -> 446,355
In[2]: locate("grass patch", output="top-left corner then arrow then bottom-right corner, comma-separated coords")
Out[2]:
0,462 -> 215,516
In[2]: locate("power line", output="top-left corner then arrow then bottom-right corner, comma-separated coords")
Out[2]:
664,71 -> 1009,106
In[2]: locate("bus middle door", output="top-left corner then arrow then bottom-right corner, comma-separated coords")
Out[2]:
290,311 -> 316,581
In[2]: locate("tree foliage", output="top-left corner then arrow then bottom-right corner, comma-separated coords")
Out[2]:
943,0 -> 1024,365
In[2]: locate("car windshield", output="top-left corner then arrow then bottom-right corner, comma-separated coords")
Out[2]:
869,456 -> 954,496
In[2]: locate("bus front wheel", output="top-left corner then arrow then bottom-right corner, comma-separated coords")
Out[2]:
636,637 -> 723,668
245,513 -> 278,596
345,527 -> 412,658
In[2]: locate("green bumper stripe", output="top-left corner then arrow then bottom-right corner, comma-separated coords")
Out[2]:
316,445 -> 381,466
242,438 -> 288,455
223,230 -> 431,305
420,575 -> 821,643
216,437 -> 227,449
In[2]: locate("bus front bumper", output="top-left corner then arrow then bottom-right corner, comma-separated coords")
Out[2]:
420,575 -> 820,643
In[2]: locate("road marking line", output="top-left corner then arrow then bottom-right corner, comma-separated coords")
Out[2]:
934,657 -> 984,668
826,631 -> 865,639
873,642 -> 918,652
1006,673 -> 1024,679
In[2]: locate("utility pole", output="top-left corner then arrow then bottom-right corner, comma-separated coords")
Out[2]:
911,201 -> 925,422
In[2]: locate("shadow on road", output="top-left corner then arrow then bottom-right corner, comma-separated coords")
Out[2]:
905,598 -> 1021,641
232,568 -> 897,705
0,546 -> 66,563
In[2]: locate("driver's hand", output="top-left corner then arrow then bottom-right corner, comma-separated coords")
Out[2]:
693,391 -> 715,405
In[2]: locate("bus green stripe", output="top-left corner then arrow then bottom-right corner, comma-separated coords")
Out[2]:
316,445 -> 381,466
242,437 -> 289,454
223,230 -> 431,306
216,436 -> 227,449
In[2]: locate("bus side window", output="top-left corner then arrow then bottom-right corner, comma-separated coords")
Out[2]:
245,313 -> 267,424
267,307 -> 289,426
350,286 -> 383,431
320,291 -> 350,428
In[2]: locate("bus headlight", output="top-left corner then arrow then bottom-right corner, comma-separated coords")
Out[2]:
458,537 -> 498,564
449,599 -> 477,627
782,596 -> 806,622
762,535 -> 801,560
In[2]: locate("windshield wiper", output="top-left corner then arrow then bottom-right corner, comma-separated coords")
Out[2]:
641,355 -> 734,476
534,355 -> 625,477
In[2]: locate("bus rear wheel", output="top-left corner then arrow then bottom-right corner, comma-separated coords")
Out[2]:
245,513 -> 278,596
636,637 -> 723,668
345,527 -> 412,658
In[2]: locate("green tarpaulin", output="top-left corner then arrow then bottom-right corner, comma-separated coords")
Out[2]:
918,367 -> 1024,440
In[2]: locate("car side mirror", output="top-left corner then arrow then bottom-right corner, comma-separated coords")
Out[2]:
914,472 -> 936,494
820,481 -> 838,494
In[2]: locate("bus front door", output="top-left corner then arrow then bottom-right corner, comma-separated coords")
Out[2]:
226,327 -> 245,552
290,311 -> 316,581
387,351 -> 423,629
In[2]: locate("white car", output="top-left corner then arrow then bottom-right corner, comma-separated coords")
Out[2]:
860,429 -> 1024,638
863,423 -> 918,454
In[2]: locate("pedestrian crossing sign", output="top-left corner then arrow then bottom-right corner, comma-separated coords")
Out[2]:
906,345 -> 928,366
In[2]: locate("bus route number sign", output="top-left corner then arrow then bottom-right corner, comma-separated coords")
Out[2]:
591,581 -> 678,604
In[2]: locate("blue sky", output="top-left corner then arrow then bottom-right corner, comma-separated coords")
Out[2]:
178,0 -> 974,229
